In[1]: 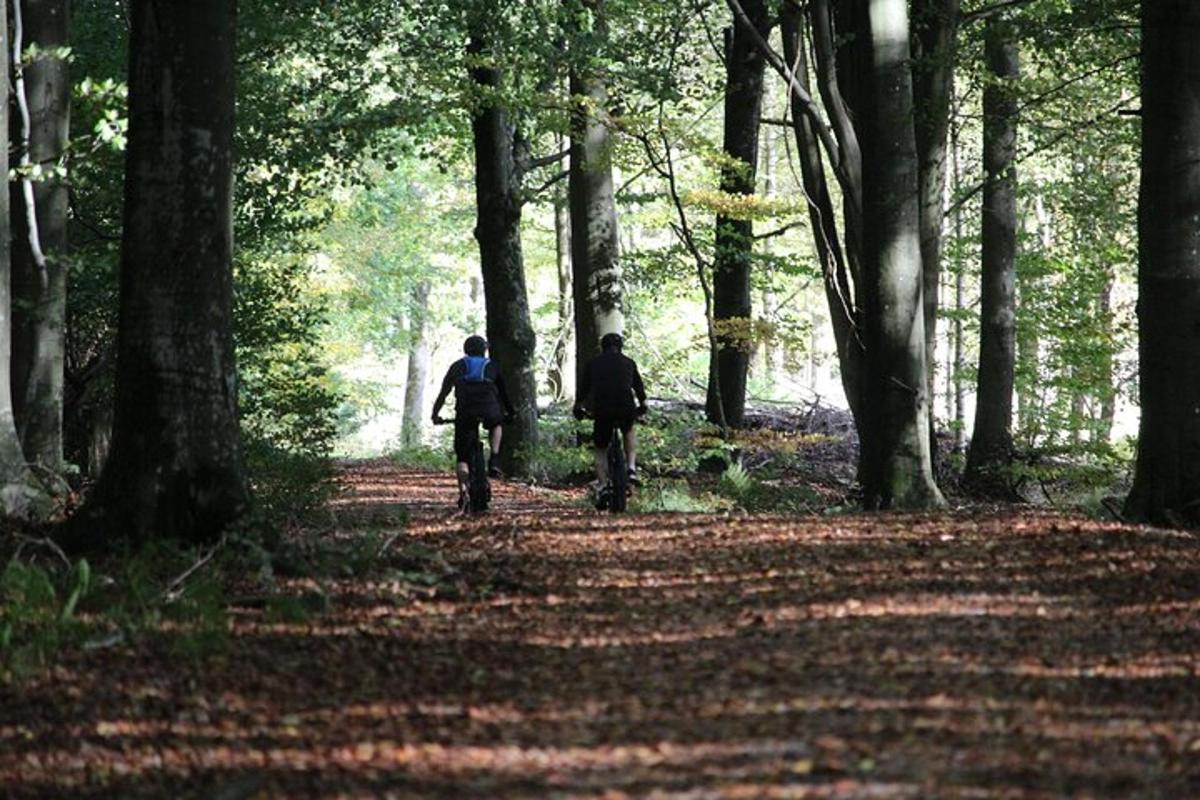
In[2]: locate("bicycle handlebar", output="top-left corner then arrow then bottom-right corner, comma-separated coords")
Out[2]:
574,408 -> 648,421
433,415 -> 512,426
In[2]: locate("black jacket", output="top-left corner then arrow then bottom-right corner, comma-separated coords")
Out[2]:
578,351 -> 646,416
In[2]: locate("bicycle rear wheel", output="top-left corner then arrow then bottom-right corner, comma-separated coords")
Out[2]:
608,432 -> 627,513
468,441 -> 490,512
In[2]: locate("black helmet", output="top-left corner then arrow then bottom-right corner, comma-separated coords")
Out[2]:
464,335 -> 487,356
600,332 -> 624,352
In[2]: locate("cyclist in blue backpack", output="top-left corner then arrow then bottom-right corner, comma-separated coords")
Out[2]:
432,335 -> 515,489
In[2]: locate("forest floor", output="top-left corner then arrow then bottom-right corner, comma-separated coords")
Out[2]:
5,460 -> 1200,798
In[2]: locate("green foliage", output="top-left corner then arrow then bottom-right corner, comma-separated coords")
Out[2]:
629,480 -> 723,513
0,558 -> 91,677
391,443 -> 456,472
0,540 -> 239,680
718,461 -> 754,501
521,412 -> 594,483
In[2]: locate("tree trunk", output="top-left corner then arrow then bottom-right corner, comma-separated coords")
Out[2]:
1124,1 -> 1200,526
910,0 -> 960,459
569,0 -> 622,389
66,0 -> 246,547
468,33 -> 538,475
964,17 -> 1019,496
857,0 -> 943,509
548,169 -> 571,402
401,280 -> 430,449
951,106 -> 966,452
11,0 -> 69,473
1018,193 -> 1051,439
757,84 -> 777,377
780,4 -> 865,429
707,1 -> 769,428
0,0 -> 42,516
1097,275 -> 1116,442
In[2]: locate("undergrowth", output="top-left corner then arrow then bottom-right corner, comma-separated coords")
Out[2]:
0,505 -> 418,684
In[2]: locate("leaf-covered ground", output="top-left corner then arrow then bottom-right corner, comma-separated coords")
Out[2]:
5,460 -> 1200,798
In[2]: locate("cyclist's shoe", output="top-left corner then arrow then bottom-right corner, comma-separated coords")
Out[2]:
595,485 -> 612,511
457,489 -> 469,512
487,457 -> 502,479
627,468 -> 642,487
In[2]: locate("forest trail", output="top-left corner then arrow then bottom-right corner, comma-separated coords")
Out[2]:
6,460 -> 1200,798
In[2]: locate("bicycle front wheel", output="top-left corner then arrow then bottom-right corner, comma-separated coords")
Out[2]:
608,434 -> 627,513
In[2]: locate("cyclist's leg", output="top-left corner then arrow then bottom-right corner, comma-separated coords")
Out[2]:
593,415 -> 614,486
620,415 -> 641,484
485,417 -> 503,477
622,417 -> 637,471
453,418 -> 476,496
489,424 -> 502,458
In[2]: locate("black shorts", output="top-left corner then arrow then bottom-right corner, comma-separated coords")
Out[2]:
453,415 -> 502,463
592,413 -> 635,449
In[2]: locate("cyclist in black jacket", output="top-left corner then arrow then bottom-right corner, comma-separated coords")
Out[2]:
432,336 -> 515,492
574,333 -> 647,499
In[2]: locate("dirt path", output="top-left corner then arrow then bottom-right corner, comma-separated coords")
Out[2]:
5,460 -> 1200,798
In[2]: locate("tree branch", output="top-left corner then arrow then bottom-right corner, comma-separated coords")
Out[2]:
526,169 -> 568,199
526,149 -> 568,171
724,0 -> 845,175
754,220 -> 806,240
961,0 -> 1035,26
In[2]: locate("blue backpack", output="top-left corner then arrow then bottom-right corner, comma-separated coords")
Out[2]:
462,356 -> 492,383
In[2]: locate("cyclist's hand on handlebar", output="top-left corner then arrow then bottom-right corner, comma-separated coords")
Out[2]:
636,404 -> 648,419
572,405 -> 586,421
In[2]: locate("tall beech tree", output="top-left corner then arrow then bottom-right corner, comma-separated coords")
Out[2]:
569,0 -> 622,393
778,3 -> 863,431
856,0 -> 943,508
707,0 -> 771,428
964,15 -> 1019,494
0,0 -> 44,516
549,178 -> 571,401
11,0 -> 70,473
401,280 -> 431,449
910,0 -> 960,449
467,30 -> 539,475
1124,1 -> 1200,526
65,0 -> 246,546
731,0 -> 942,506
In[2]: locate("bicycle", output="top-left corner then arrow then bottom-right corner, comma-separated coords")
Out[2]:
433,416 -> 491,514
578,410 -> 640,513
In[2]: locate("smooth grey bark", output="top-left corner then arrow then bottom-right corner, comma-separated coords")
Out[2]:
468,33 -> 538,475
964,17 -> 1019,495
857,0 -> 943,509
65,0 -> 246,547
0,0 -> 42,516
548,181 -> 571,402
569,0 -> 622,392
950,107 -> 966,452
707,0 -> 770,428
1097,276 -> 1116,442
757,85 -> 777,376
11,0 -> 69,473
1018,193 -> 1051,437
401,280 -> 430,449
910,0 -> 960,453
1124,1 -> 1200,526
